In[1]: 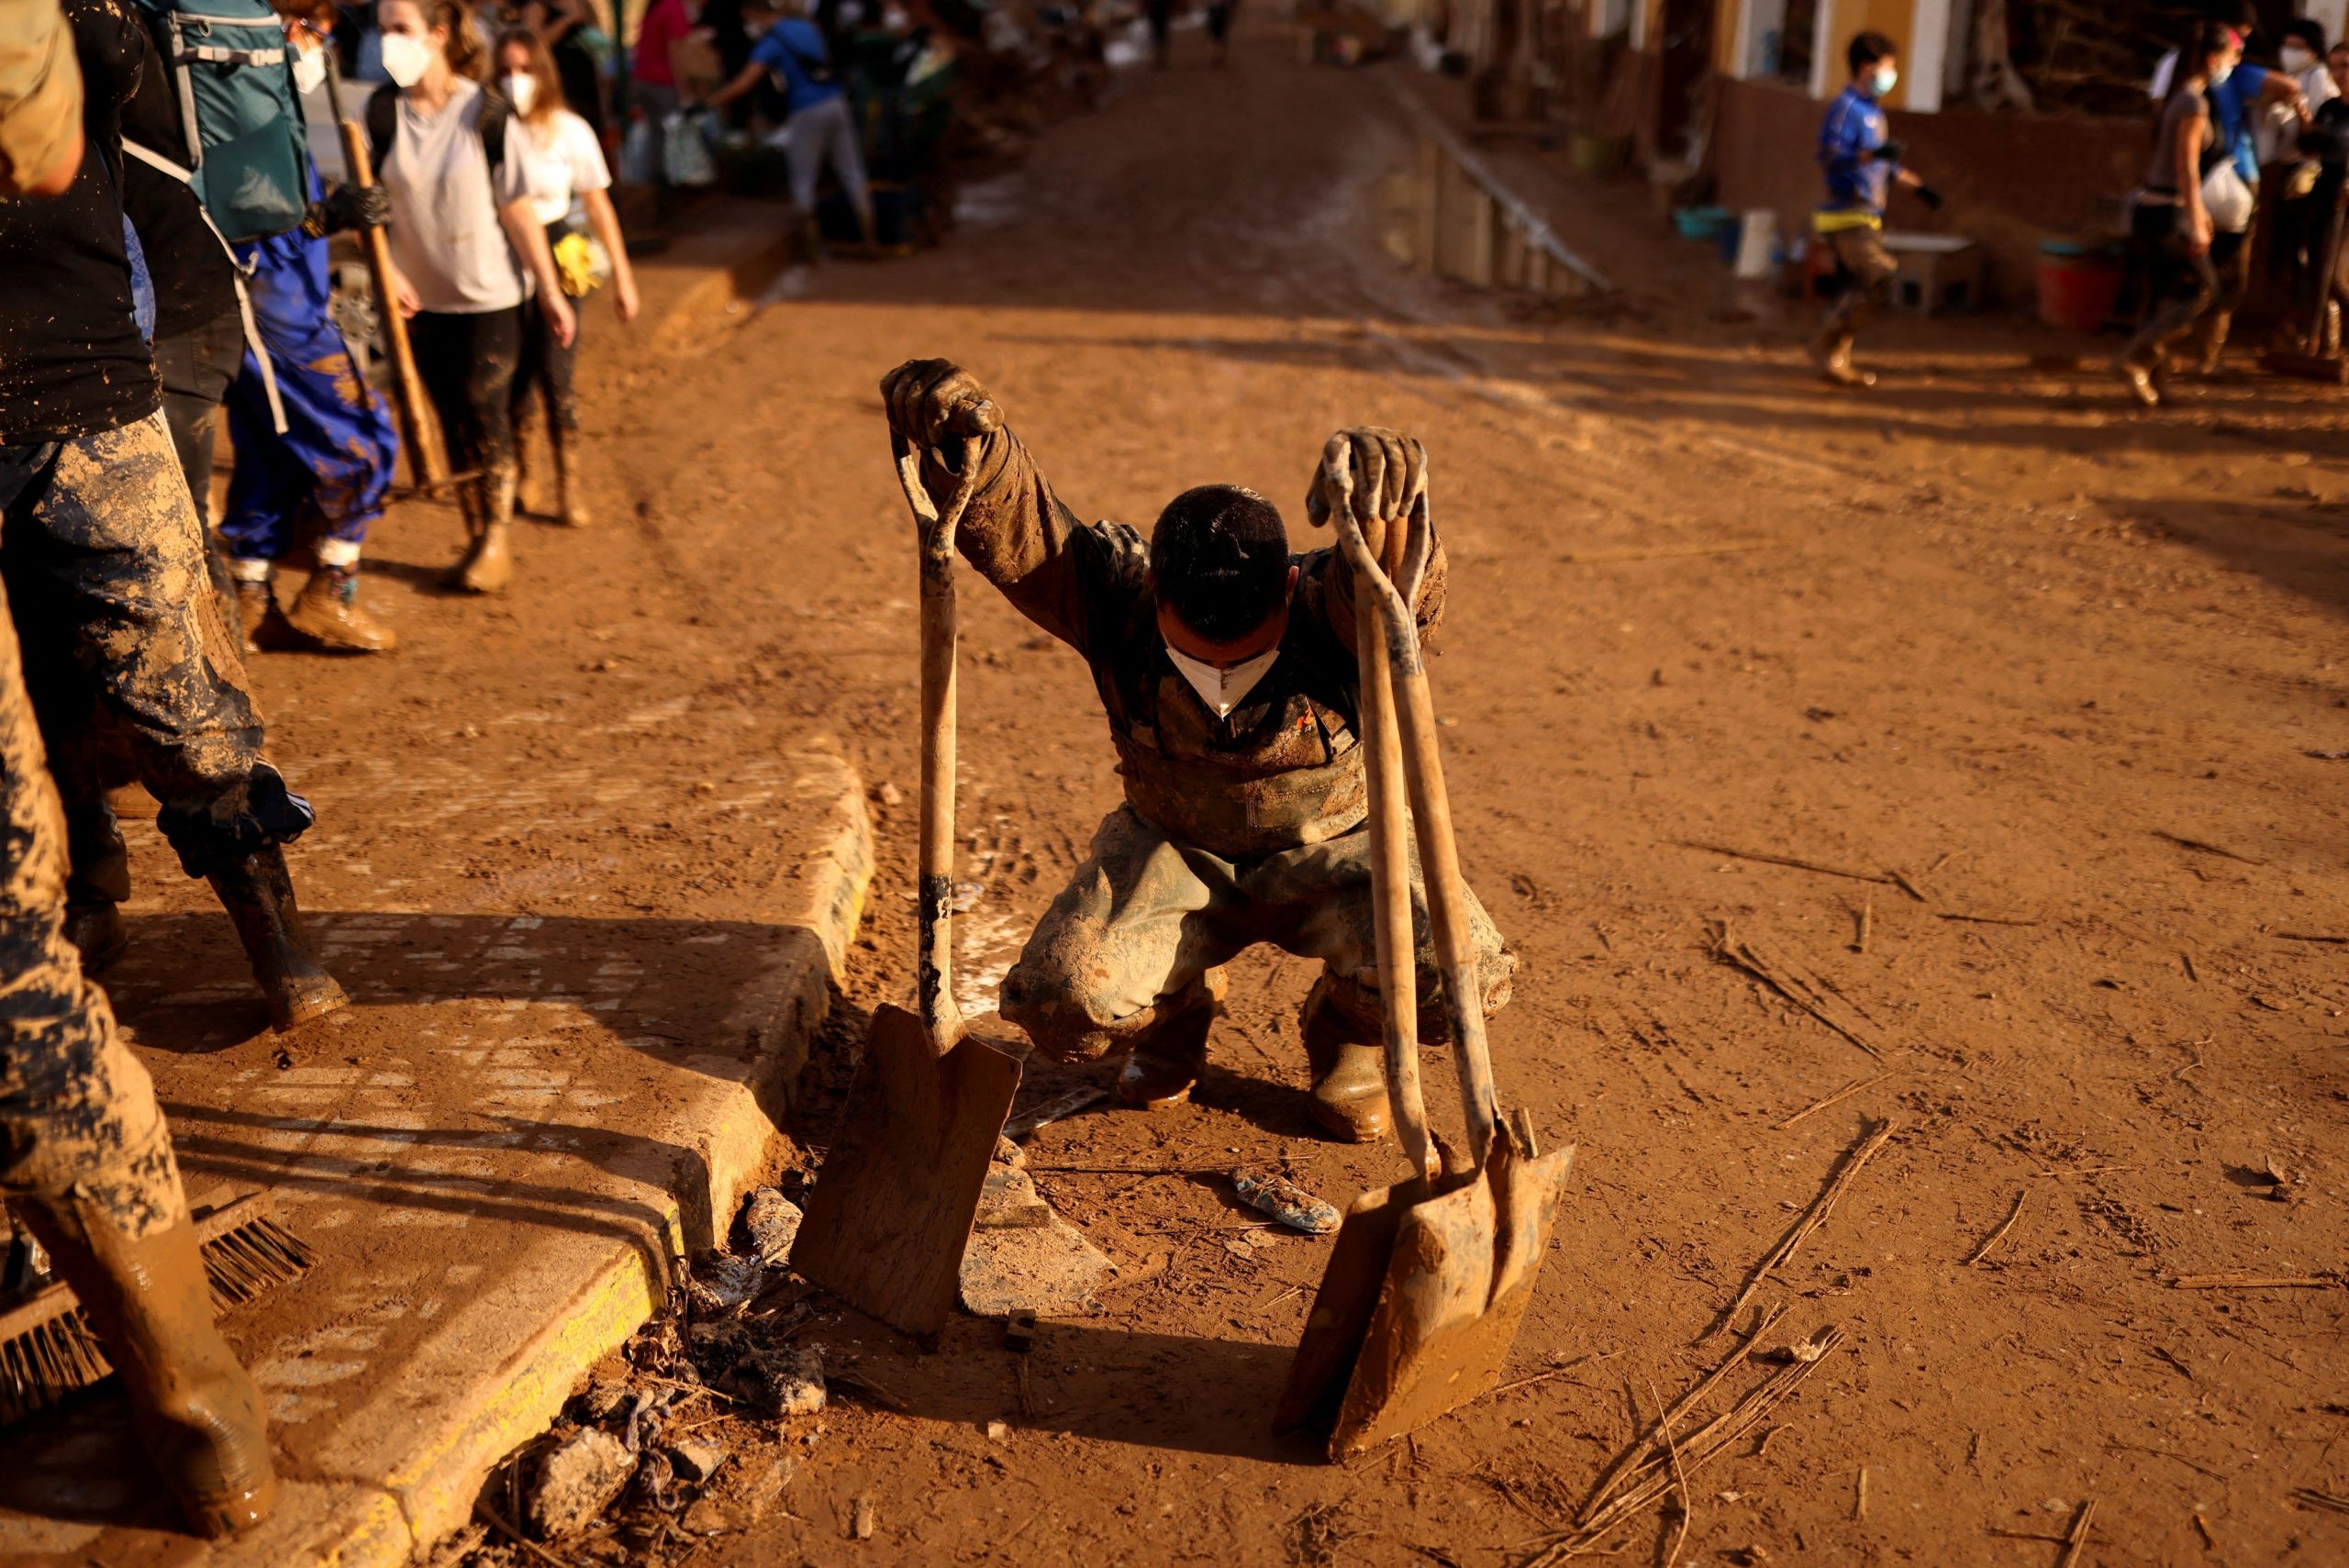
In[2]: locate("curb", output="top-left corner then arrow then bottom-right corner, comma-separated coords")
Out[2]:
209,742 -> 873,1568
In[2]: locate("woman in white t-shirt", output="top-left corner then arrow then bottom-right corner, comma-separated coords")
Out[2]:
496,27 -> 640,528
375,0 -> 574,594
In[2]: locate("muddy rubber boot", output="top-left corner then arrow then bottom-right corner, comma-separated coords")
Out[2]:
1808,328 -> 1875,389
1114,999 -> 1216,1109
447,469 -> 517,594
550,427 -> 591,528
1299,978 -> 1391,1143
231,576 -> 300,654
2115,356 -> 2162,410
206,844 -> 348,1030
2192,312 -> 2233,377
63,901 -> 128,974
17,1198 -> 278,1537
284,565 -> 397,653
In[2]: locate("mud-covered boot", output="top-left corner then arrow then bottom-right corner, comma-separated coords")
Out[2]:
284,564 -> 397,653
2192,312 -> 2234,376
63,901 -> 128,973
18,1196 -> 277,1537
1299,977 -> 1391,1143
550,426 -> 592,528
2115,355 -> 2162,409
230,573 -> 299,654
1808,328 -> 1875,389
1114,1001 -> 1215,1109
206,844 -> 348,1029
456,468 -> 516,593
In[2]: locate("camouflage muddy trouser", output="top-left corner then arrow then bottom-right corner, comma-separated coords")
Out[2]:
0,413 -> 313,901
1000,805 -> 1515,1062
0,565 -> 189,1241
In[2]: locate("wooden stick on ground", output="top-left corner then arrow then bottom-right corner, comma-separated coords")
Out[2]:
1671,841 -> 1892,886
1853,895 -> 1873,954
2290,1486 -> 2349,1514
1713,934 -> 1886,1062
2056,1499 -> 2096,1568
1537,1327 -> 1849,1562
2154,830 -> 2266,866
1715,1120 -> 1897,1333
2172,1273 -> 2341,1290
1575,1305 -> 1785,1525
1965,1189 -> 2028,1266
1775,1069 -> 1894,1132
1563,540 -> 1776,564
1644,1374 -> 1694,1568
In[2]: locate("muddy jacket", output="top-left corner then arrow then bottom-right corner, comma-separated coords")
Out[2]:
938,428 -> 1446,861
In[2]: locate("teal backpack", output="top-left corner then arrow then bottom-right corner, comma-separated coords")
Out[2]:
130,0 -> 309,242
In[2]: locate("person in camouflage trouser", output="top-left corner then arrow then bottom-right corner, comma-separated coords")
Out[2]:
881,360 -> 1513,1144
0,7 -> 277,1530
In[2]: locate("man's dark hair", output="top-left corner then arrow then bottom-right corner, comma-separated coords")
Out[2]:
1847,30 -> 1896,75
1150,485 -> 1291,643
2283,17 -> 2326,52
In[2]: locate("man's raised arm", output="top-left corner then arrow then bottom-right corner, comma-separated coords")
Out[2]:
881,359 -> 1104,657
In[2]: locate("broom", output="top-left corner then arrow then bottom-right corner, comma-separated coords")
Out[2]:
0,1192 -> 315,1425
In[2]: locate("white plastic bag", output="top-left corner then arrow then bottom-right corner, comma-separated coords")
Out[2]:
662,111 -> 716,187
2201,159 -> 2254,234
619,115 -> 659,184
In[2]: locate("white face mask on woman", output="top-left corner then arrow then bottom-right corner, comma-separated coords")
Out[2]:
504,72 -> 537,113
291,41 -> 328,95
380,31 -> 433,87
2282,43 -> 2316,74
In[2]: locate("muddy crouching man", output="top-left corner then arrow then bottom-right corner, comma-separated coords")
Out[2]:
881,360 -> 1514,1141
1,0 -> 347,1031
0,0 -> 278,1537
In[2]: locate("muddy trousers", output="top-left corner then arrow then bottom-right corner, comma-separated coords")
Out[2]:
0,414 -> 314,907
1819,225 -> 1898,348
220,227 -> 397,565
2183,228 -> 2252,369
2121,202 -> 2220,371
999,805 -> 1515,1062
0,566 -> 189,1241
512,299 -> 581,444
407,305 -> 524,507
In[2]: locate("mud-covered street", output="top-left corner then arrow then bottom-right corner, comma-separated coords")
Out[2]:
29,21 -> 2349,1567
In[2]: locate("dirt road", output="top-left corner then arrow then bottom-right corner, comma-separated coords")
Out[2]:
94,23 -> 2349,1567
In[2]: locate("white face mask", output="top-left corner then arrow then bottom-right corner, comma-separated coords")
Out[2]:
291,42 -> 328,95
1870,64 -> 1898,97
504,72 -> 537,113
2282,44 -> 2316,73
379,31 -> 433,88
1165,641 -> 1280,719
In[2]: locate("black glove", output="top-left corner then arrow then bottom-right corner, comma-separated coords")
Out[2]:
302,183 -> 390,238
1913,183 -> 1944,210
1874,140 -> 1906,163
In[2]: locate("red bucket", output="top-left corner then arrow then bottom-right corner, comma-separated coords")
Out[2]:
2037,239 -> 2125,334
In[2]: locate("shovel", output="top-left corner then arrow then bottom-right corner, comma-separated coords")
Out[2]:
1274,473 -> 1575,1459
788,422 -> 1024,1338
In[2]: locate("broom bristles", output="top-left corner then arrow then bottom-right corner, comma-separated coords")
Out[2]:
0,1192 -> 313,1426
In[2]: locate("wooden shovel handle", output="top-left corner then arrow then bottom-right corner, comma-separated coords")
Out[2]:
321,52 -> 446,491
1330,505 -> 1435,1187
893,432 -> 985,1052
1363,489 -> 1502,1165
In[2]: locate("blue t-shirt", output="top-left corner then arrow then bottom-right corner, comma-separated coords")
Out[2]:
2208,62 -> 2268,182
749,19 -> 843,117
1817,84 -> 1897,216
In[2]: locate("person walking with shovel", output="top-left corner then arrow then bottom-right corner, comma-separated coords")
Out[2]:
877,359 -> 1516,1144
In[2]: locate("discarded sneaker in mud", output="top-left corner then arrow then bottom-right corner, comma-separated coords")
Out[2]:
1230,1169 -> 1341,1235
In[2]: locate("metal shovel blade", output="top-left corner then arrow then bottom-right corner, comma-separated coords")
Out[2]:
788,1002 -> 1023,1337
1322,1122 -> 1575,1460
1272,1179 -> 1413,1436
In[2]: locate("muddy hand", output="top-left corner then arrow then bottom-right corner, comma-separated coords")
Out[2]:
1304,427 -> 1426,564
881,360 -> 1003,476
